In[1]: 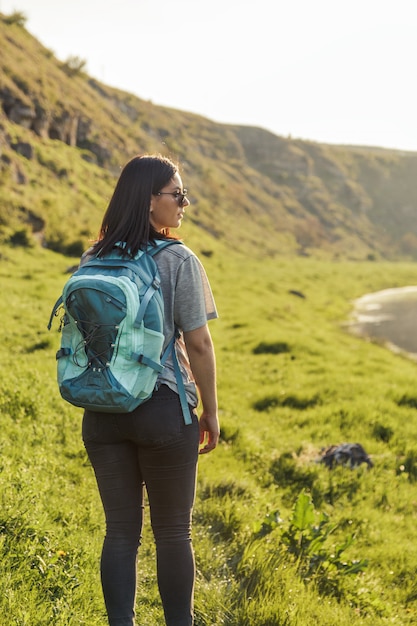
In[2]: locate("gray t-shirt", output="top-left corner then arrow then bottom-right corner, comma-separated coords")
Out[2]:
154,242 -> 218,407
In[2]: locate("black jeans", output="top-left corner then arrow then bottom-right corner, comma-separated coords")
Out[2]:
82,385 -> 200,626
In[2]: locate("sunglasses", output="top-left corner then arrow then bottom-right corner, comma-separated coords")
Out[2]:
156,189 -> 188,207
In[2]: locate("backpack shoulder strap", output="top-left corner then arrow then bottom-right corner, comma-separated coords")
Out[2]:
147,239 -> 183,257
150,240 -> 191,423
161,333 -> 192,425
47,295 -> 63,330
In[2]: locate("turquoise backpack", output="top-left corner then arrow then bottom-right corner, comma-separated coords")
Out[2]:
48,240 -> 192,424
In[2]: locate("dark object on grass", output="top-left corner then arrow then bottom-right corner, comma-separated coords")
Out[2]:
319,443 -> 373,469
288,289 -> 306,299
253,341 -> 290,355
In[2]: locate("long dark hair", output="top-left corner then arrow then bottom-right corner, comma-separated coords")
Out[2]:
91,154 -> 178,258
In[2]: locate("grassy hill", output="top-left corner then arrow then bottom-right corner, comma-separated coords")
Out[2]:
2,11 -> 417,260
2,245 -> 417,624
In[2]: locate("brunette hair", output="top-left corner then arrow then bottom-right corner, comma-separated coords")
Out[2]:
91,154 -> 178,258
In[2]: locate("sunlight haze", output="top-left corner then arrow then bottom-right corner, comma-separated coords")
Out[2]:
1,0 -> 416,152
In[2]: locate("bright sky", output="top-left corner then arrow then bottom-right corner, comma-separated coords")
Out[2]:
1,0 -> 416,152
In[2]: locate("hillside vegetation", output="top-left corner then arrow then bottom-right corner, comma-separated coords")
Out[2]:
2,12 -> 417,260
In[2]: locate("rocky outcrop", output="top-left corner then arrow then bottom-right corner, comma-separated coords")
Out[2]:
7,101 -> 36,128
11,141 -> 33,159
0,89 -> 110,165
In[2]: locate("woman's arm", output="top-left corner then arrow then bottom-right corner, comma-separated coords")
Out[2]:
183,324 -> 220,454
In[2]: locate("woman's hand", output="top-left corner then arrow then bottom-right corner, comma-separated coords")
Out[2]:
198,410 -> 220,454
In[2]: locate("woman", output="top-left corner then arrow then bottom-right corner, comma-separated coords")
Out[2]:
82,154 -> 219,625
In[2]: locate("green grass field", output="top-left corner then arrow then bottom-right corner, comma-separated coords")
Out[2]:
2,243 -> 417,625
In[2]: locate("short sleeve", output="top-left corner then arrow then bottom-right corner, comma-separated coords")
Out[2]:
174,255 -> 218,332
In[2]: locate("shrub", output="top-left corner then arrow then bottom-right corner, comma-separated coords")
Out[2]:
64,239 -> 85,258
253,393 -> 320,412
253,341 -> 291,355
372,422 -> 394,443
397,394 -> 417,409
8,227 -> 34,247
3,11 -> 27,26
61,56 -> 87,77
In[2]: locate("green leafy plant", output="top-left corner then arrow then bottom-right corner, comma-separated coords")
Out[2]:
280,491 -> 368,588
